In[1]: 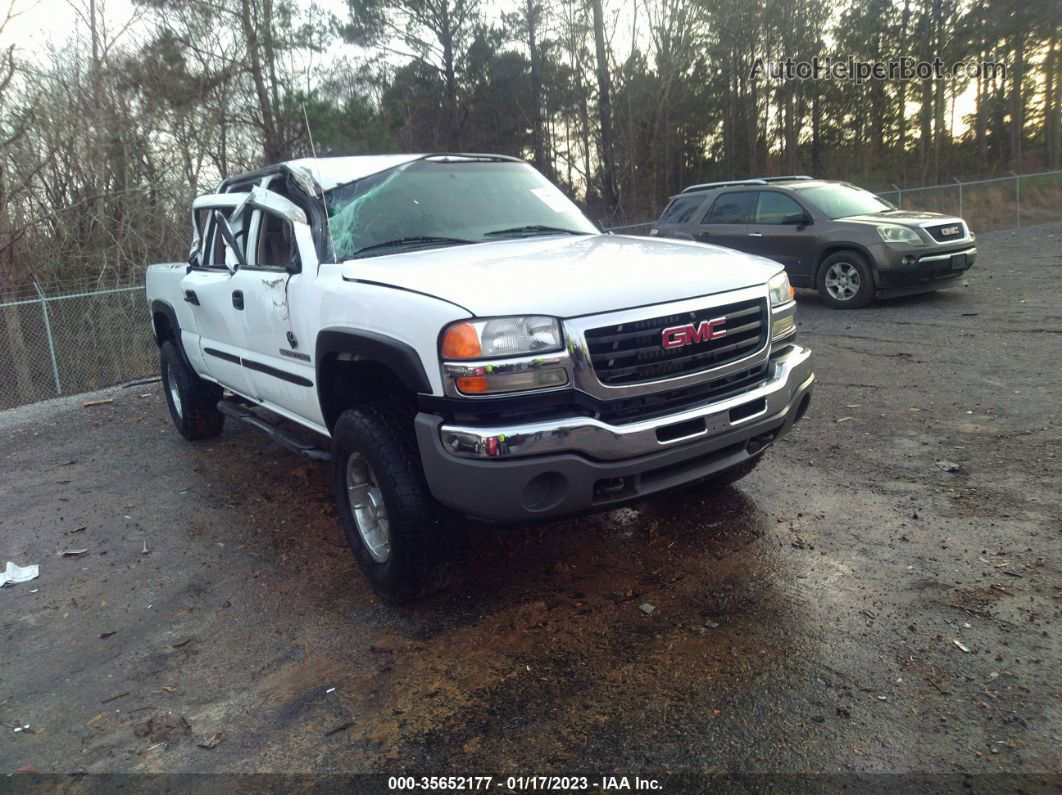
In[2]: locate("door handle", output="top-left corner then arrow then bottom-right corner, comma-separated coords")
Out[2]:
183,289 -> 199,305
748,232 -> 763,237
231,290 -> 244,310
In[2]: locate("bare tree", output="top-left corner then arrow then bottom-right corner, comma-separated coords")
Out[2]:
589,0 -> 616,214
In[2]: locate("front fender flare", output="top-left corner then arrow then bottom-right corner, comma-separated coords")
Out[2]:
315,329 -> 432,395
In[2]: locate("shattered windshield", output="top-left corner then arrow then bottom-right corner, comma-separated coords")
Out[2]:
324,158 -> 598,259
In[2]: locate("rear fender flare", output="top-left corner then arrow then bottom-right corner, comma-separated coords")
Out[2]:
150,300 -> 193,371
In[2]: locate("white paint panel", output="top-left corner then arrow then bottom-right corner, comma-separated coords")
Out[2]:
340,233 -> 783,318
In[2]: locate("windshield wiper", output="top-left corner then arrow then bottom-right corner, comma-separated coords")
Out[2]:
351,236 -> 476,258
483,224 -> 588,238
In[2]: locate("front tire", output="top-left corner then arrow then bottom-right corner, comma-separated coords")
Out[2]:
159,340 -> 224,440
817,251 -> 875,309
331,401 -> 463,602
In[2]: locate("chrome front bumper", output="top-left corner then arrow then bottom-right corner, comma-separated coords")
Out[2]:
438,344 -> 813,461
415,343 -> 813,523
917,245 -> 976,265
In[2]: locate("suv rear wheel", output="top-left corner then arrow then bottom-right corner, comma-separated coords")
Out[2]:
331,401 -> 464,602
817,251 -> 875,309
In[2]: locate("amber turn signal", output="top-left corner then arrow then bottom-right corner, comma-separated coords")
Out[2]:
441,322 -> 482,359
455,376 -> 489,393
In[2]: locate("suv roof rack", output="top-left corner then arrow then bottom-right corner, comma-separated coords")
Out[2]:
680,175 -> 814,194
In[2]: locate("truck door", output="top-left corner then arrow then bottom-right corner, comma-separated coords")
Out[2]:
179,194 -> 258,399
228,186 -> 324,427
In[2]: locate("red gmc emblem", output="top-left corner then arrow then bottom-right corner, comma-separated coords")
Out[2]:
661,317 -> 727,349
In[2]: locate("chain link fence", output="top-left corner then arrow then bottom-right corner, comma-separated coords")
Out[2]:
873,170 -> 1062,231
0,282 -> 158,411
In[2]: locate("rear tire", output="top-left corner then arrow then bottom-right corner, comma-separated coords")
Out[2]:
160,340 -> 224,440
817,251 -> 875,309
331,401 -> 464,603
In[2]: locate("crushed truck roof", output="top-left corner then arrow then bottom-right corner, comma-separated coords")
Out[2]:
223,153 -> 525,194
284,155 -> 425,191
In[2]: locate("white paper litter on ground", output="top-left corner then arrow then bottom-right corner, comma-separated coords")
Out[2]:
1,561 -> 39,587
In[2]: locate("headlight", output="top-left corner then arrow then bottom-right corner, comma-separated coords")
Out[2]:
441,316 -> 562,360
876,224 -> 922,245
768,272 -> 797,342
767,272 -> 793,306
440,316 -> 567,395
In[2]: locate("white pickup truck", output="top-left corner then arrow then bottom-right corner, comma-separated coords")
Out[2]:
146,154 -> 814,601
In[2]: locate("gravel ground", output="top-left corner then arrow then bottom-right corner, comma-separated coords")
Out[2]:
1,223 -> 1059,787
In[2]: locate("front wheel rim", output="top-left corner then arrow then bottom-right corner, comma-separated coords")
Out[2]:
166,364 -> 182,418
346,452 -> 391,563
824,262 -> 860,301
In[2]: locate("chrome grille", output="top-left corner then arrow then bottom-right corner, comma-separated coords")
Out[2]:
926,221 -> 966,242
583,297 -> 768,385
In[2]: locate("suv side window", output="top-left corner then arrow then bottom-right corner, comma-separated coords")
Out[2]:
659,195 -> 705,225
702,191 -> 755,224
753,191 -> 805,225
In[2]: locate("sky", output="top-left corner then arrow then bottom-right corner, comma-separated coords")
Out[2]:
1,0 -> 348,53
2,0 -> 139,52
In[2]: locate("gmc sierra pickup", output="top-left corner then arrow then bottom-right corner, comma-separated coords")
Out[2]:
146,154 -> 814,601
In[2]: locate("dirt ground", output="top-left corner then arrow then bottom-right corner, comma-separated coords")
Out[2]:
1,223 -> 1059,787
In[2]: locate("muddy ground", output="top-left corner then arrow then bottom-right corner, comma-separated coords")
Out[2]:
1,223 -> 1059,786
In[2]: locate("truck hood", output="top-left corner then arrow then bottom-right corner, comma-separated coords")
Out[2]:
340,234 -> 780,318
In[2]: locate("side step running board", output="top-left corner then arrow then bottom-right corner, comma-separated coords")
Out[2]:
217,400 -> 331,462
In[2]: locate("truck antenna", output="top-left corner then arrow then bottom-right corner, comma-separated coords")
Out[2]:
301,105 -> 338,263
302,104 -> 319,159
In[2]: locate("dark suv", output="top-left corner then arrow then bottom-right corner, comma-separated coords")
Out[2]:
651,176 -> 976,308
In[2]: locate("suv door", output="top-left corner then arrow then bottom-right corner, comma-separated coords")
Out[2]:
694,191 -> 755,250
180,194 -> 257,397
744,190 -> 817,285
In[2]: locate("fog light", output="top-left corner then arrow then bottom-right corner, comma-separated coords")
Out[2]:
456,368 -> 567,395
902,254 -> 916,266
521,471 -> 568,511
